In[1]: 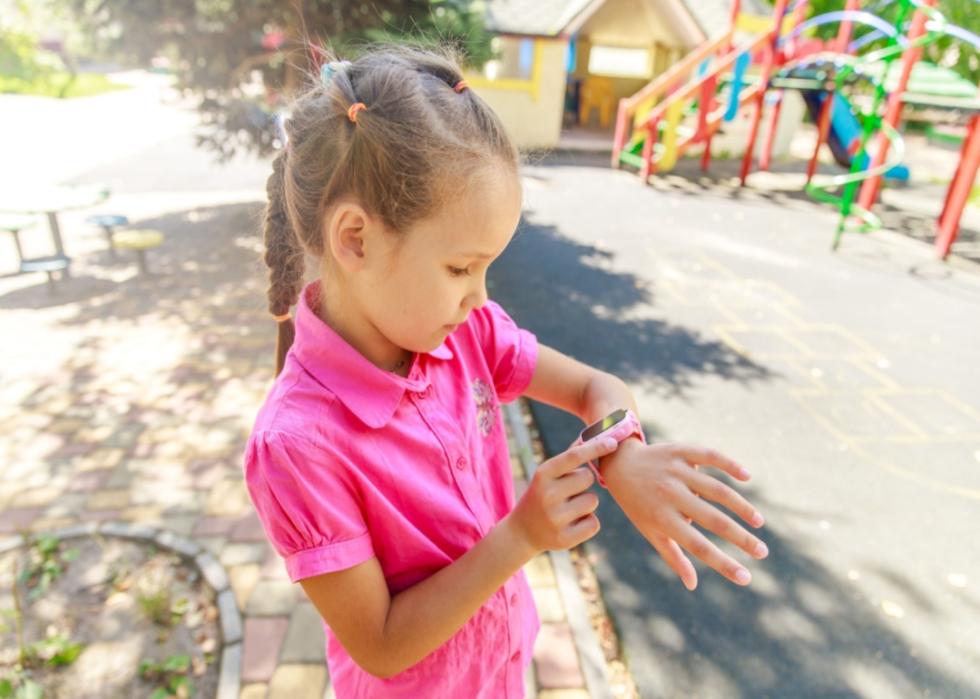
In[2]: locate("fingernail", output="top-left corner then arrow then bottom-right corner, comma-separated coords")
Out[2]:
603,438 -> 618,449
735,568 -> 751,584
754,542 -> 768,558
752,512 -> 765,527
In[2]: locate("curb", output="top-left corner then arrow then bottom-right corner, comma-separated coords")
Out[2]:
502,401 -> 615,699
7,521 -> 242,699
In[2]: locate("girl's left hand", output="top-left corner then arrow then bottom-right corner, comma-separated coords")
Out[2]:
600,440 -> 768,591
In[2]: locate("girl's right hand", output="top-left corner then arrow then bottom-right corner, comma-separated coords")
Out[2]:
507,436 -> 621,555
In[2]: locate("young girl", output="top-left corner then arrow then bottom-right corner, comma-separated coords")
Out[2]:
244,44 -> 768,698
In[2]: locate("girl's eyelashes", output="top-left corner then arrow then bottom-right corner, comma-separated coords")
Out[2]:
448,265 -> 470,277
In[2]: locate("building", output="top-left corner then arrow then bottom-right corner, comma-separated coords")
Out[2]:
464,0 -> 768,149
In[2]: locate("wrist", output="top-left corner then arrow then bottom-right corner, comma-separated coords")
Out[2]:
500,511 -> 541,562
596,433 -> 644,477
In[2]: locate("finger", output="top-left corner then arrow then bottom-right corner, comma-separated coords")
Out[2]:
680,492 -> 769,560
685,467 -> 766,529
564,512 -> 600,546
675,445 -> 750,482
671,517 -> 754,586
677,459 -> 701,517
643,529 -> 698,591
560,490 -> 600,523
548,437 -> 619,478
555,466 -> 596,498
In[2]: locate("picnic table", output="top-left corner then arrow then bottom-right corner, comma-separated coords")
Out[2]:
0,183 -> 110,279
0,183 -> 111,256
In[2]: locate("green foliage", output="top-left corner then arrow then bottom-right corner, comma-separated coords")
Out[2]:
139,654 -> 195,698
24,631 -> 84,668
0,6 -> 68,95
760,0 -> 978,83
18,535 -> 79,602
0,675 -> 44,699
357,0 -> 495,67
51,0 -> 496,160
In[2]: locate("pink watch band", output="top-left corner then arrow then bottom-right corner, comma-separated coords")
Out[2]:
574,408 -> 645,488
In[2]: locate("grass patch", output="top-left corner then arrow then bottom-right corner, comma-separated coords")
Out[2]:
0,72 -> 131,98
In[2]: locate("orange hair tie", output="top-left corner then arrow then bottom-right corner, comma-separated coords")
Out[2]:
453,80 -> 469,93
273,312 -> 291,323
347,102 -> 367,123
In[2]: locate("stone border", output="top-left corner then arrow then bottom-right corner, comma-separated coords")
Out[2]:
502,401 -> 615,699
0,521 -> 241,699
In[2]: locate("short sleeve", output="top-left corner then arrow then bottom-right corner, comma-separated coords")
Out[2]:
469,299 -> 539,404
243,431 -> 375,582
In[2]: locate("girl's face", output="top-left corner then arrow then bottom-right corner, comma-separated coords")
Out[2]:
371,163 -> 523,354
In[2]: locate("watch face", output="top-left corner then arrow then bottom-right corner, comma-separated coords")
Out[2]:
581,408 -> 628,441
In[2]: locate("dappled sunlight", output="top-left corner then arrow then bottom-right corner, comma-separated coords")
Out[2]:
0,199 -> 278,534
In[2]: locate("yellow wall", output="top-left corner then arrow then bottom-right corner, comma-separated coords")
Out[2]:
582,0 -> 680,47
464,38 -> 568,149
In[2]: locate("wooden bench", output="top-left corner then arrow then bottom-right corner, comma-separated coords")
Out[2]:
113,229 -> 164,274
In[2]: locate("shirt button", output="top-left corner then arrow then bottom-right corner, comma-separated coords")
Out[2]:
510,593 -> 517,607
456,456 -> 467,470
510,651 -> 520,663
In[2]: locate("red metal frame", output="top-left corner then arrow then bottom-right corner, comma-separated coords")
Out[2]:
740,0 -> 791,185
935,114 -> 980,259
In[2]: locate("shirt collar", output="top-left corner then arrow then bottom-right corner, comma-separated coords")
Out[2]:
290,280 -> 454,429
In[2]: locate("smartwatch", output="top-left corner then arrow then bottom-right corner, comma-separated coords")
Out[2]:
572,408 -> 646,488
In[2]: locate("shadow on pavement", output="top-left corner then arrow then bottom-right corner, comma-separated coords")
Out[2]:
591,487 -> 980,698
2,201 -> 276,518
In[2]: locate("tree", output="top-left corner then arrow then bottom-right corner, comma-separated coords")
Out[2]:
761,0 -> 978,84
52,0 -> 495,161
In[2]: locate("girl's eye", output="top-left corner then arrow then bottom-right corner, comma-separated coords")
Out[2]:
448,266 -> 469,277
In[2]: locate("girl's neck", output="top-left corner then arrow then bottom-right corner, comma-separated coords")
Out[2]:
315,281 -> 414,375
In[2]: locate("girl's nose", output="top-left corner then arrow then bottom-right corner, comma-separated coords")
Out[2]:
470,280 -> 488,310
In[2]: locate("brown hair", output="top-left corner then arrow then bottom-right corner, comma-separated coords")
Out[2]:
262,43 -> 520,376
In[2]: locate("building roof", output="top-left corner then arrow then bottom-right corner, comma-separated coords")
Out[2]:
483,0 -> 772,38
484,0 -> 596,37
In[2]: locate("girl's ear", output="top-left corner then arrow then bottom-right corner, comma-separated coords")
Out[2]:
325,201 -> 371,273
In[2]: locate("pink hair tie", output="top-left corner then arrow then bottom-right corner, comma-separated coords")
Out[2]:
453,79 -> 469,93
347,102 -> 367,123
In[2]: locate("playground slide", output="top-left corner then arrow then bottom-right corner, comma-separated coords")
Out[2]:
801,90 -> 910,181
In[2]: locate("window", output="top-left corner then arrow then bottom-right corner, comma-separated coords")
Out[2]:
587,46 -> 652,78
483,36 -> 535,81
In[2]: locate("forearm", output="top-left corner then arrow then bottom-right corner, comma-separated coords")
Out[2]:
378,513 -> 537,677
579,371 -> 639,425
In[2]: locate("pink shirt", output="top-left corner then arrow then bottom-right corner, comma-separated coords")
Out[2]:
243,279 -> 541,698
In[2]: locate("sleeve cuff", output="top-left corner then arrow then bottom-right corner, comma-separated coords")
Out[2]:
498,328 -> 538,404
284,531 -> 375,582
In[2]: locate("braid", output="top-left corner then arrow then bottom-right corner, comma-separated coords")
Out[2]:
262,150 -> 304,375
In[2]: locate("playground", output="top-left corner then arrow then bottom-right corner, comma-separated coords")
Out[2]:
1,1 -> 978,696
609,0 -> 979,260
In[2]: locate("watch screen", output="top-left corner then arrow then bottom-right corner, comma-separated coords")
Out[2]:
581,409 -> 627,441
